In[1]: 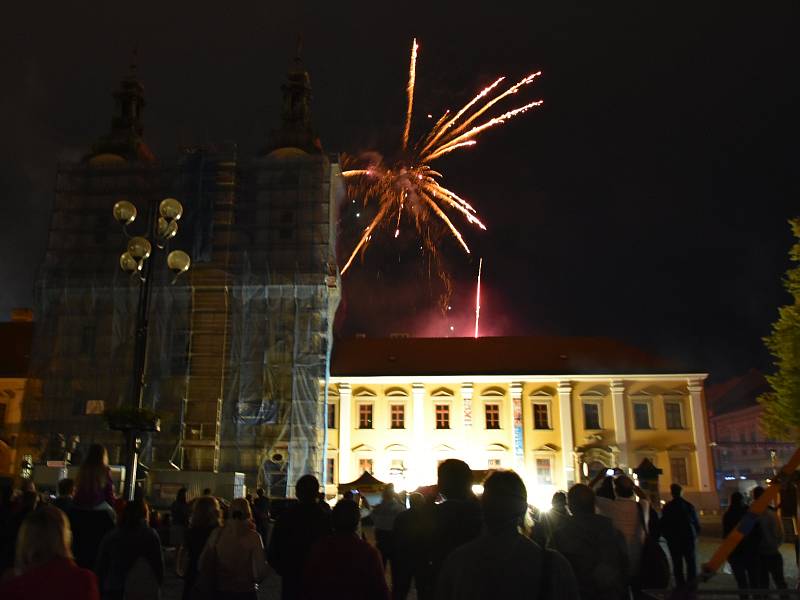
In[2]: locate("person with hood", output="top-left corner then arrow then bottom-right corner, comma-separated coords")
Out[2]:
198,497 -> 267,600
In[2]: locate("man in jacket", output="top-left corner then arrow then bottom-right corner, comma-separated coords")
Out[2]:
267,475 -> 332,600
371,484 -> 405,567
660,483 -> 701,586
392,492 -> 430,600
416,459 -> 482,600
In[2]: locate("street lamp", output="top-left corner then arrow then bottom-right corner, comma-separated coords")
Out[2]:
112,197 -> 191,500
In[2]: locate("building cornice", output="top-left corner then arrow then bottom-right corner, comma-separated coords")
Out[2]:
329,373 -> 709,385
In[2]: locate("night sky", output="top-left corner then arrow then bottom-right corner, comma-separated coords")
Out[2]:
1,2 -> 797,381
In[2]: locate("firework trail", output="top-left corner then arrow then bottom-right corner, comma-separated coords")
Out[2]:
474,257 -> 483,338
341,39 -> 542,275
402,38 -> 419,151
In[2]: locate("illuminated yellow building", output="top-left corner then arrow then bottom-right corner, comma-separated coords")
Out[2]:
324,336 -> 718,509
0,310 -> 35,480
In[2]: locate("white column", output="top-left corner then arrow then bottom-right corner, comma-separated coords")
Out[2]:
412,383 -> 426,486
557,381 -> 575,488
461,383 -> 479,468
461,383 -> 473,428
688,378 -> 712,492
337,383 -> 352,484
610,379 -> 629,469
510,382 -> 524,470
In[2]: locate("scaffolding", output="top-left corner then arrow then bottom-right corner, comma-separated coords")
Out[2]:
24,146 -> 342,496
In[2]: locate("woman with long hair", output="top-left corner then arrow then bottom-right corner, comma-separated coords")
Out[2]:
70,443 -> 117,570
179,495 -> 221,600
197,497 -> 267,600
171,487 -> 190,550
0,505 -> 100,599
75,444 -> 115,509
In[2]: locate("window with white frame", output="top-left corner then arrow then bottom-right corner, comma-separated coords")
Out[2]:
326,457 -> 336,483
536,457 -> 553,484
583,402 -> 601,430
532,402 -> 550,429
633,401 -> 651,429
327,404 -> 337,429
485,403 -> 501,429
390,404 -> 406,429
488,458 -> 502,469
358,404 -> 373,429
358,457 -> 374,474
665,401 -> 684,429
435,404 -> 451,429
669,456 -> 689,486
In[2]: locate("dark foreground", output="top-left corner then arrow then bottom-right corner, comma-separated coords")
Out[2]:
158,537 -> 798,600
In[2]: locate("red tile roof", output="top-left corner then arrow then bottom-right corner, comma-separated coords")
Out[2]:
330,336 -> 683,377
706,369 -> 769,415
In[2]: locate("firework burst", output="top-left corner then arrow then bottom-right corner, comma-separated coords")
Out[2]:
341,38 -> 542,275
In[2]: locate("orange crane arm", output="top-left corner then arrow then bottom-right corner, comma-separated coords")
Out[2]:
702,444 -> 800,578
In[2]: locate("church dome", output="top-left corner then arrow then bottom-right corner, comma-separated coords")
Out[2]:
266,146 -> 309,160
87,153 -> 128,166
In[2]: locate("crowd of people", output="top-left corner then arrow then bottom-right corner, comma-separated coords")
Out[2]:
0,444 -> 794,599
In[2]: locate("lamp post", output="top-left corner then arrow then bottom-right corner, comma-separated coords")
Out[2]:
112,197 -> 191,500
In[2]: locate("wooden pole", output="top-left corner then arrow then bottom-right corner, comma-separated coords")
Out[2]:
701,445 -> 800,578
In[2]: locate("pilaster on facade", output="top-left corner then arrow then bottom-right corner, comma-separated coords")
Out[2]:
557,381 -> 575,488
337,383 -> 352,484
510,382 -> 524,469
461,383 -> 474,428
412,383 -> 426,485
687,377 -> 712,491
610,379 -> 628,468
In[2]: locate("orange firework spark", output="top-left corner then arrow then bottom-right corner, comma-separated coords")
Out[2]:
341,39 -> 543,275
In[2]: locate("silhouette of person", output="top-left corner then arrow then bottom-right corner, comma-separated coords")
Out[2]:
660,483 -> 700,586
550,484 -> 628,600
752,486 -> 787,590
436,470 -> 579,600
416,459 -> 482,600
302,499 -> 390,600
267,475 -> 332,600
722,491 -> 761,591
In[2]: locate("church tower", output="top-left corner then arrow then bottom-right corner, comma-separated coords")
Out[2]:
24,47 -> 342,497
263,40 -> 322,155
87,51 -> 155,163
23,57 -> 167,472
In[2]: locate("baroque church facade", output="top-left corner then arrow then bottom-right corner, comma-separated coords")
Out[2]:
22,52 -> 341,495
